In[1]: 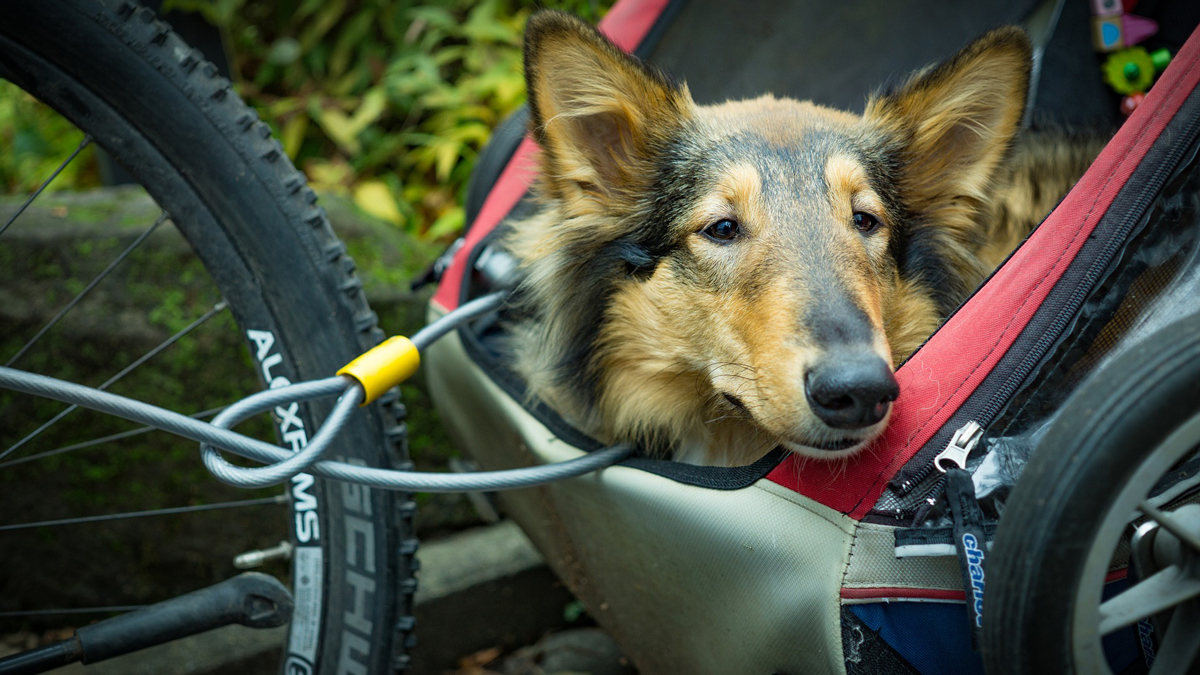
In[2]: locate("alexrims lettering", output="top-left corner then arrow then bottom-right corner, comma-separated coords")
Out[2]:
247,329 -> 324,673
962,533 -> 985,627
247,329 -> 320,543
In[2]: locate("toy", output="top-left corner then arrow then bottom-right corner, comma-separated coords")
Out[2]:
1101,39 -> 1172,118
1119,91 -> 1144,116
1104,47 -> 1156,94
1092,13 -> 1124,52
1122,13 -> 1159,45
1151,45 -> 1172,72
1090,0 -> 1159,52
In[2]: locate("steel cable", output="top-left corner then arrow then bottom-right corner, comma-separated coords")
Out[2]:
0,291 -> 634,491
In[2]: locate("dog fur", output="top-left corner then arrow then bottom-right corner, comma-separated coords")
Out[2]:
504,11 -> 1103,467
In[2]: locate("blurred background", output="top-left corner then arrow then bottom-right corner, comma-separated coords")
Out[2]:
2,0 -> 607,240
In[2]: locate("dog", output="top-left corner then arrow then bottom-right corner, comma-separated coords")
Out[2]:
503,11 -> 1103,466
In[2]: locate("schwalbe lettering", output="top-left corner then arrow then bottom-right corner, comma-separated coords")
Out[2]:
338,458 -> 378,674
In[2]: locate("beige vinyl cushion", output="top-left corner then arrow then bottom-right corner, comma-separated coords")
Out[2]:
425,309 -> 858,675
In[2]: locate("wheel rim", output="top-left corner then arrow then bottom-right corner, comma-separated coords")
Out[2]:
1073,410 -> 1200,673
0,6 -> 407,667
0,86 -> 293,631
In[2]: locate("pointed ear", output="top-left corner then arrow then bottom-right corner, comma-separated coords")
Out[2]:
865,27 -> 1031,208
523,11 -> 693,204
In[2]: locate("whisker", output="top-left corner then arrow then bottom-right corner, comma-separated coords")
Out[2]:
703,413 -> 748,425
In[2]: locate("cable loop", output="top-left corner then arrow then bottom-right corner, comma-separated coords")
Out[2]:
0,291 -> 637,493
200,377 -> 361,488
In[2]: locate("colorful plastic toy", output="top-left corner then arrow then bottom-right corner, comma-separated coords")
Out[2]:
1120,91 -> 1144,116
1123,13 -> 1159,45
1092,13 -> 1124,52
1151,46 -> 1173,72
1104,46 -> 1156,94
1090,0 -> 1160,52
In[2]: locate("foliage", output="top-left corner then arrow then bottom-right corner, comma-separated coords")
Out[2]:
164,0 -> 609,241
0,81 -> 100,194
0,0 -> 610,241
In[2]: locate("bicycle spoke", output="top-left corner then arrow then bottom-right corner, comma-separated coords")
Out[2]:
1140,500 -> 1200,553
0,605 -> 143,618
4,211 -> 170,368
0,301 -> 229,462
0,494 -> 287,532
1098,565 -> 1200,635
0,135 -> 92,238
0,405 -> 226,470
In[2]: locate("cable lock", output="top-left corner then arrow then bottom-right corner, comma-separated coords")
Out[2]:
338,336 -> 419,405
0,291 -> 634,491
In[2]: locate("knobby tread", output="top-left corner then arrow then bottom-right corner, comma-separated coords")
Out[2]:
138,14 -> 421,671
6,1 -> 420,670
108,1 -> 410,450
983,312 -> 1200,673
112,4 -> 423,670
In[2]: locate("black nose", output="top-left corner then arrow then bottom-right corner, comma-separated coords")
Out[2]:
805,355 -> 899,429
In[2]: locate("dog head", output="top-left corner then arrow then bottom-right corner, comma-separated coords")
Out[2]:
511,12 -> 1030,463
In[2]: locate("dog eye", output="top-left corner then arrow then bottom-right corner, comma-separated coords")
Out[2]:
702,219 -> 740,242
852,212 -> 882,234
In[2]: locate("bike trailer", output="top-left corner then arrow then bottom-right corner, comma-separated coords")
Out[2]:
425,1 -> 1200,673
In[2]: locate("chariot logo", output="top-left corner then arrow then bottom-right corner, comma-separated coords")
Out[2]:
1138,619 -> 1156,668
962,533 -> 986,627
247,329 -> 319,543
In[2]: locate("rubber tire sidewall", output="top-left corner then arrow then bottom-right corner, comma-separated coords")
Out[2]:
982,312 -> 1200,674
0,3 -> 406,674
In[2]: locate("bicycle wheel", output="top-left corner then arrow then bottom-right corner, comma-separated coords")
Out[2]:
0,1 -> 415,673
982,311 -> 1200,674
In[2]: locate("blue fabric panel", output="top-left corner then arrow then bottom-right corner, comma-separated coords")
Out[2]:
849,603 -> 984,675
848,583 -> 1145,675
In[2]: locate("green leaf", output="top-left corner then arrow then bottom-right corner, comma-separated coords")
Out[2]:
425,205 -> 464,240
353,180 -> 404,226
281,114 -> 308,158
299,0 -> 348,51
266,37 -> 302,65
328,9 -> 375,79
310,104 -> 360,154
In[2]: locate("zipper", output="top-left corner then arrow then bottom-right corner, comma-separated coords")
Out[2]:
891,421 -> 984,510
933,421 -> 984,472
890,102 -> 1200,499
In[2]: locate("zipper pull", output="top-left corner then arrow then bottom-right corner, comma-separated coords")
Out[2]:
934,421 -> 984,472
937,421 -> 990,650
946,462 -> 989,650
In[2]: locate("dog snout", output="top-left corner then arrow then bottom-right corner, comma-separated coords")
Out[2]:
804,355 -> 898,429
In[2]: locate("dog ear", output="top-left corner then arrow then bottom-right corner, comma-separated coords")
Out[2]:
865,27 -> 1031,211
523,11 -> 693,205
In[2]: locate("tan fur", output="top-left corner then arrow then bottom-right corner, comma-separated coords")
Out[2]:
980,132 -> 1111,268
507,12 -> 1100,466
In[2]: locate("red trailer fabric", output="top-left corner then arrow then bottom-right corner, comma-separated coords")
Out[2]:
767,24 -> 1200,519
434,14 -> 1200,520
431,0 -> 672,312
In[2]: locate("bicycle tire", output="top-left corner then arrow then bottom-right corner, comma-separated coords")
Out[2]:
982,311 -> 1200,674
0,2 -> 416,674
